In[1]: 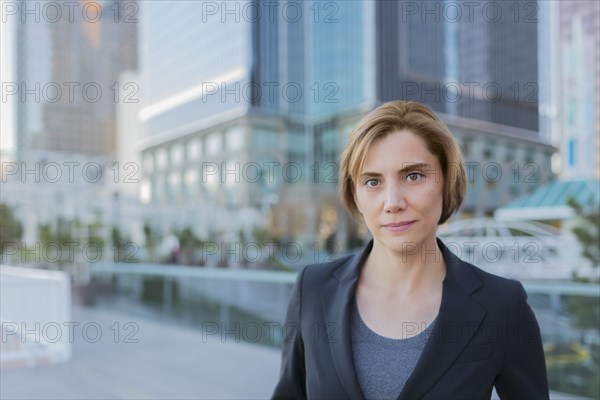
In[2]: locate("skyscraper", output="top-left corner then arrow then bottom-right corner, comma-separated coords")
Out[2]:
559,0 -> 600,179
376,0 -> 539,134
13,0 -> 137,158
137,0 -> 372,242
138,0 -> 555,248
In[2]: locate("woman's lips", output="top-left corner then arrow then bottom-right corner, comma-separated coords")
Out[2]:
383,221 -> 416,232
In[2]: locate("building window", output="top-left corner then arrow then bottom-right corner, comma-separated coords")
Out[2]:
505,145 -> 516,163
156,148 -> 167,171
143,153 -> 154,174
155,173 -> 165,202
206,132 -> 222,156
461,138 -> 472,156
255,128 -> 279,149
525,147 -> 535,165
287,129 -> 305,155
222,159 -> 240,189
168,172 -> 181,199
319,128 -> 337,161
184,169 -> 198,197
187,138 -> 202,161
226,126 -> 244,152
568,139 -> 576,166
483,141 -> 495,159
140,179 -> 151,204
286,129 -> 306,178
203,163 -> 219,192
170,143 -> 184,167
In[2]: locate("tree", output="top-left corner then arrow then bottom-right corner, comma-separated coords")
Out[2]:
0,203 -> 23,255
564,196 -> 599,332
175,227 -> 202,265
111,226 -> 135,263
143,222 -> 159,262
567,196 -> 599,270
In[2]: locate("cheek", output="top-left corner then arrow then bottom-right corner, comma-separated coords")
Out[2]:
354,190 -> 368,210
419,184 -> 444,211
357,193 -> 381,215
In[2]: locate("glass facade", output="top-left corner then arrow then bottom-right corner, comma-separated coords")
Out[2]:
140,0 -> 371,207
139,1 -> 251,137
376,0 -> 539,133
140,2 -> 249,104
306,0 -> 366,118
15,1 -> 137,157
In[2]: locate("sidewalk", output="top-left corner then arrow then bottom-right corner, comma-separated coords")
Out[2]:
1,303 -> 281,399
1,302 -> 590,400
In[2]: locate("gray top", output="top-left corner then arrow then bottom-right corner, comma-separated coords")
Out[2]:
351,297 -> 438,400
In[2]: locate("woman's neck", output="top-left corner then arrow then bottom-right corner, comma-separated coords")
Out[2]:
360,238 -> 447,299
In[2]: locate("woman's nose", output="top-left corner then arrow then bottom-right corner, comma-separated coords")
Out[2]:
383,184 -> 407,213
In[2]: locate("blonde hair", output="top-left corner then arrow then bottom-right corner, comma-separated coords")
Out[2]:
339,101 -> 466,225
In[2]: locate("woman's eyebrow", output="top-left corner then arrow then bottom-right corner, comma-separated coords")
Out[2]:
360,163 -> 432,178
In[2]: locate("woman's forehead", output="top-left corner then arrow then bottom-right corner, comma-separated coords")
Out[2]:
361,132 -> 438,168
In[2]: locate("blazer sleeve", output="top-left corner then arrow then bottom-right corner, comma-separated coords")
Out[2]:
494,281 -> 550,400
271,266 -> 307,400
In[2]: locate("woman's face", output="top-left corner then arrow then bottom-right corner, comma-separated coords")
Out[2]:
353,129 -> 445,254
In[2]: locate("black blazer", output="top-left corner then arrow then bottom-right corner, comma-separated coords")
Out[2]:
272,237 -> 549,399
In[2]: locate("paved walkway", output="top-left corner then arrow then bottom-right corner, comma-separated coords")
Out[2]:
1,304 -> 281,399
0,302 -> 590,400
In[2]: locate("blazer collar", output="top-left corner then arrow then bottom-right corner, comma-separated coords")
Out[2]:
321,237 -> 487,400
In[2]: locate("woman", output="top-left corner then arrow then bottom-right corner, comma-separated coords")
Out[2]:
272,101 -> 549,399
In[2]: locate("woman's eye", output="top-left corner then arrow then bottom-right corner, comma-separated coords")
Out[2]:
407,172 -> 423,182
364,179 -> 378,187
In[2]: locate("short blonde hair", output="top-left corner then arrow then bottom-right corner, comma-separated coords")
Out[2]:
339,101 -> 466,225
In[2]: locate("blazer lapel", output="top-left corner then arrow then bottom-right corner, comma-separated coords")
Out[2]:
320,238 -> 374,399
319,237 -> 487,400
397,238 -> 486,400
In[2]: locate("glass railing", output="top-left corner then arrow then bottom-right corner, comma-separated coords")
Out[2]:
3,262 -> 598,399
86,262 -> 599,399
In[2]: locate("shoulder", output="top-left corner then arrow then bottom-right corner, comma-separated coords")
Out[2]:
295,253 -> 354,286
454,255 -> 529,305
296,254 -> 356,291
470,260 -> 523,289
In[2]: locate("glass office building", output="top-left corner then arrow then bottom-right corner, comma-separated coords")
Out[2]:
559,0 -> 600,179
14,0 -> 138,158
376,0 -> 539,133
138,0 -> 372,242
139,0 -> 555,245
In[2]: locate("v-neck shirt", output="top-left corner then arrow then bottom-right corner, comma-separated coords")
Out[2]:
350,296 -> 439,399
